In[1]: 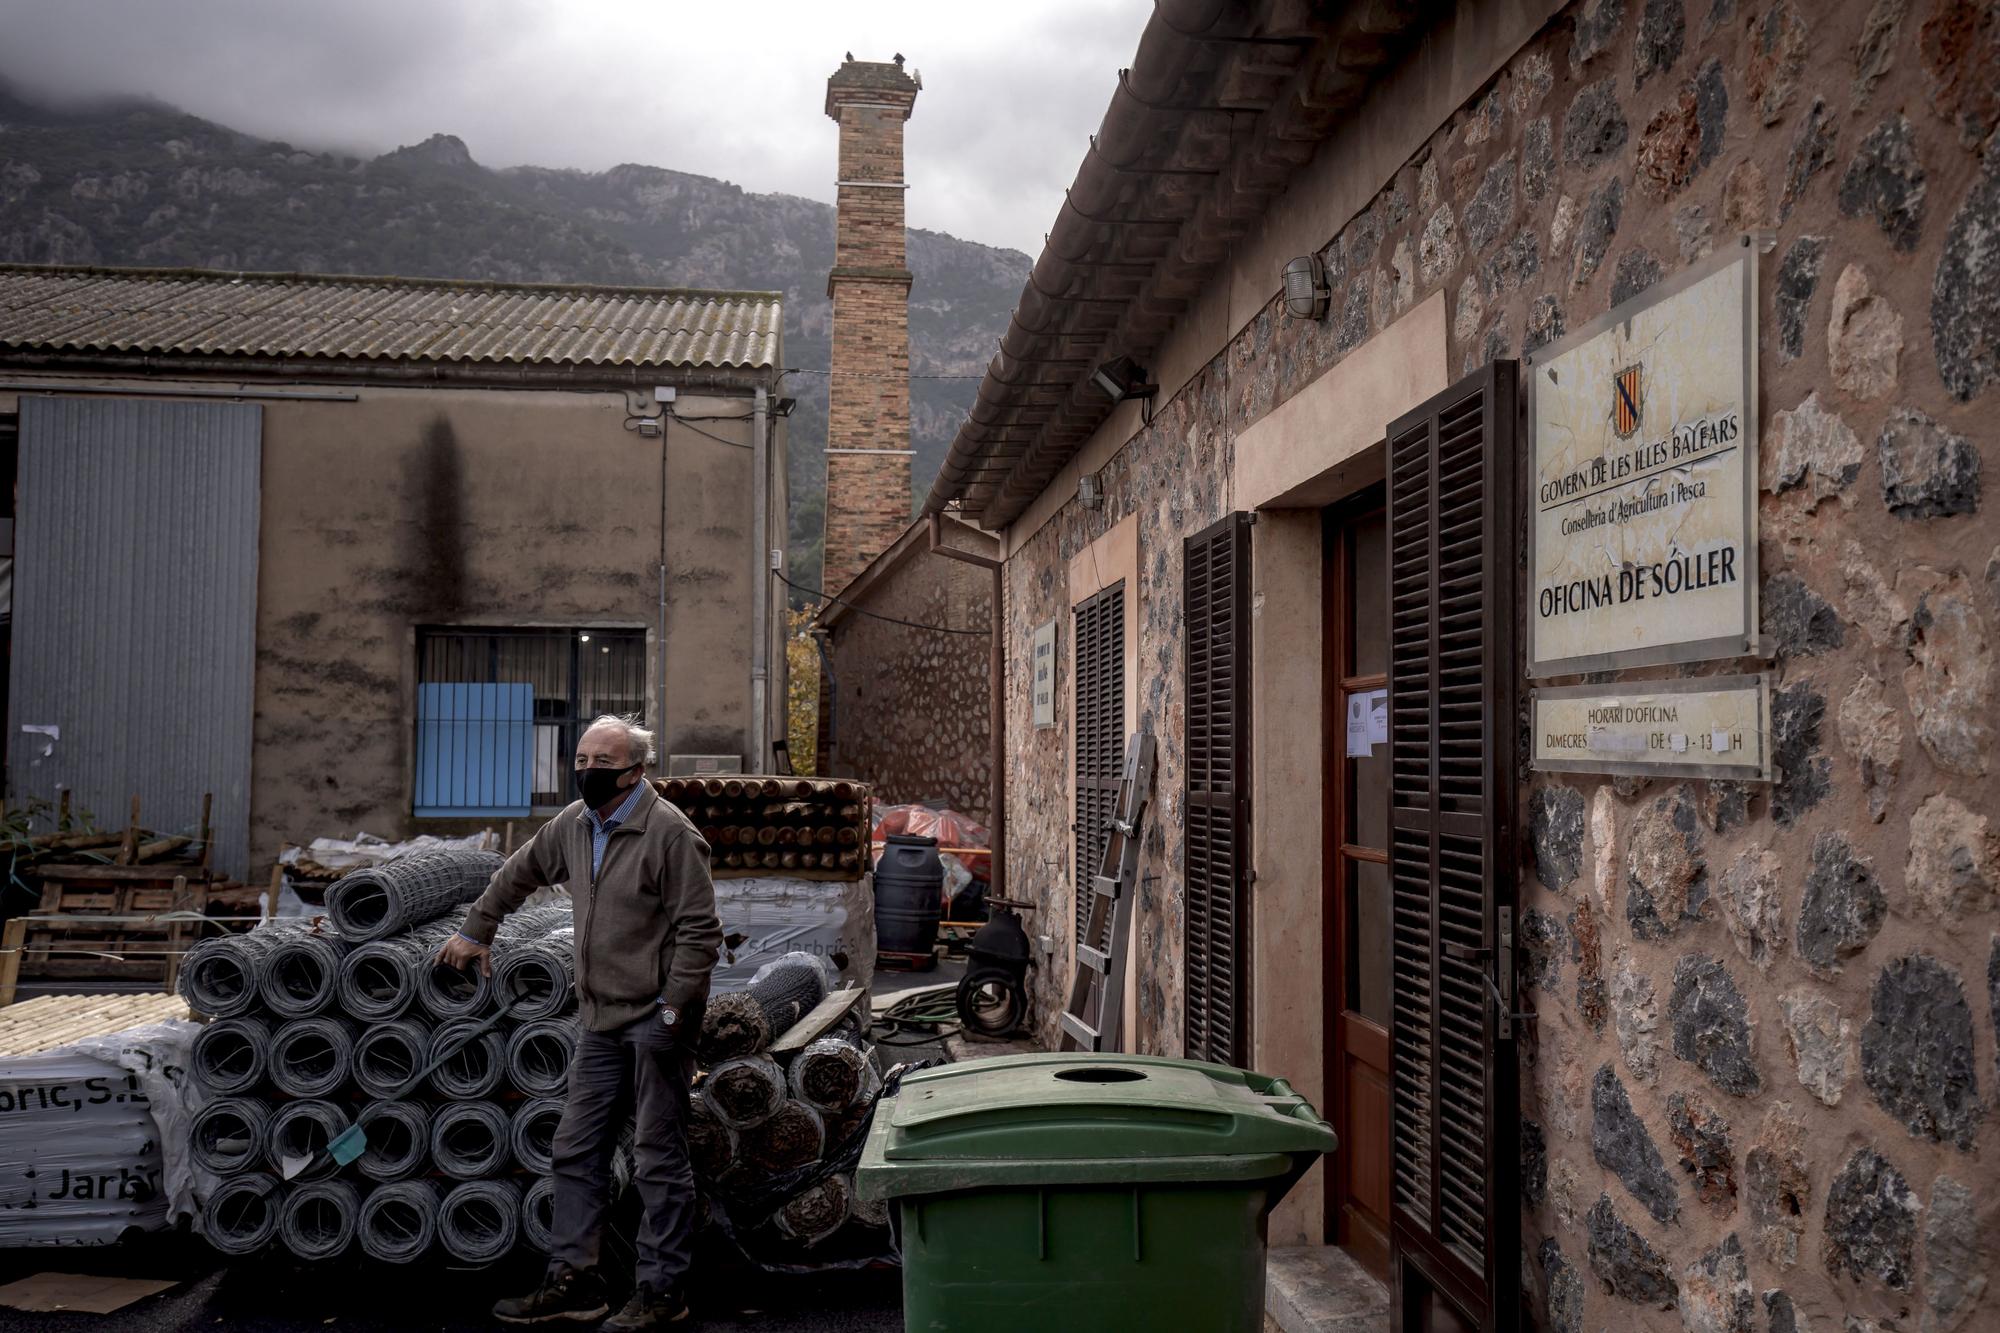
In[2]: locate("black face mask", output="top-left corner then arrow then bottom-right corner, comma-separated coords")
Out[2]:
575,763 -> 639,809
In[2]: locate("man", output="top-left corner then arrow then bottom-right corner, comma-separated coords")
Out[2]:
438,714 -> 721,1329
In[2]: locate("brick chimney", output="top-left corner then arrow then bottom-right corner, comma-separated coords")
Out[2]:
821,54 -> 920,595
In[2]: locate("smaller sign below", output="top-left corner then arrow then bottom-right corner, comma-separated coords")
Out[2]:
1031,619 -> 1058,729
1532,673 -> 1772,781
1345,688 -> 1388,758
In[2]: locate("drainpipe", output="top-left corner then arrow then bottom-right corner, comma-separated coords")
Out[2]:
926,512 -> 1006,900
668,410 -> 684,752
749,386 -> 772,771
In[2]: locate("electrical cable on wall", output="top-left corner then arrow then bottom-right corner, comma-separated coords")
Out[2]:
773,569 -> 988,636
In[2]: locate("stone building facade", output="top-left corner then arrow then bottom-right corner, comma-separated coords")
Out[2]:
819,517 -> 996,821
924,0 -> 1998,1328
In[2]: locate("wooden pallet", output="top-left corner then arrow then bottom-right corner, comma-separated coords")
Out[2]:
0,873 -> 238,1004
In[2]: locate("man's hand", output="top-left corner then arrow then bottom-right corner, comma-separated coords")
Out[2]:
436,932 -> 492,978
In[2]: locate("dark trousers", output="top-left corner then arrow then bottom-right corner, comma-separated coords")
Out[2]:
550,1014 -> 696,1290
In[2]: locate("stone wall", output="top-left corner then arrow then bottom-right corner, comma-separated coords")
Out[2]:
824,541 -> 995,822
997,0 -> 1998,1326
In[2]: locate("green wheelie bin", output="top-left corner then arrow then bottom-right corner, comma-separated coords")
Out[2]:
855,1052 -> 1337,1331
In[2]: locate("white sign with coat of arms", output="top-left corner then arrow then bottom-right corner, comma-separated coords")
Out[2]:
1527,245 -> 1759,676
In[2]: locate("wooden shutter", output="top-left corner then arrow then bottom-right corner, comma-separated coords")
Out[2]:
1384,361 -> 1521,1331
1184,513 -> 1252,1066
1073,582 -> 1125,940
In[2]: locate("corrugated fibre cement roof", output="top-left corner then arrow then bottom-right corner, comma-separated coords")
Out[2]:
0,264 -> 782,371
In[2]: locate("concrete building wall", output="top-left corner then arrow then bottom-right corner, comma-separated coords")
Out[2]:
0,376 -> 779,870
992,0 -> 2000,1323
822,523 -> 996,822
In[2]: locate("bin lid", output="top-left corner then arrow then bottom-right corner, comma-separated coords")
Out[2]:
856,1053 -> 1338,1199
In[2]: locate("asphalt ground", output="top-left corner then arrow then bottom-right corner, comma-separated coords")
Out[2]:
0,964 -> 972,1332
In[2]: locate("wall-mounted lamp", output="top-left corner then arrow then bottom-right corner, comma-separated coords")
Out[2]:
1078,471 -> 1104,510
1090,356 -> 1158,404
1282,254 -> 1331,320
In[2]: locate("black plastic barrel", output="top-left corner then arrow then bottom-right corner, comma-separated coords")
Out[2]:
874,834 -> 944,956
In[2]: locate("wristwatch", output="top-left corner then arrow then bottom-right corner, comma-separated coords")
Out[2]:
658,1002 -> 679,1031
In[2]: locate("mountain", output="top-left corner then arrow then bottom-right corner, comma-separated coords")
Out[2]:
0,85 -> 1030,594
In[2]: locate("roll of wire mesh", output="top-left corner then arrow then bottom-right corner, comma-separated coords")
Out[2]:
178,935 -> 262,1018
335,917 -> 462,1021
324,847 -> 506,942
264,1098 -> 347,1183
191,1015 -> 271,1096
696,953 -> 828,1064
191,1097 -> 271,1176
358,1178 -> 441,1265
418,903 -> 572,1021
438,1178 -> 521,1264
256,928 -> 348,1019
352,1018 -> 433,1101
702,1054 -> 786,1130
429,1018 -> 507,1099
774,1172 -> 851,1246
201,1173 -> 282,1256
268,1017 -> 356,1099
521,1176 -> 557,1254
685,1095 -> 738,1181
788,1036 -> 870,1113
505,1019 -> 578,1097
739,1099 -> 825,1174
430,1100 -> 513,1180
490,926 -> 576,1020
280,1178 -> 360,1262
352,1100 -> 431,1183
509,1096 -> 565,1176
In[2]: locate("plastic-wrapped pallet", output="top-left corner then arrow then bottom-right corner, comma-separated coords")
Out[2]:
0,1013 -> 203,1245
712,876 -> 874,994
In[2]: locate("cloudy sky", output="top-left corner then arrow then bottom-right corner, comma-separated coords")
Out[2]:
0,0 -> 1155,257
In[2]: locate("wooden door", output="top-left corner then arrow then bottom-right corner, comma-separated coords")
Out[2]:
1383,361 -> 1522,1333
1324,492 -> 1392,1276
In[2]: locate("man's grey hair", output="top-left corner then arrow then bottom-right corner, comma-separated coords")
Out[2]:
583,713 -> 658,767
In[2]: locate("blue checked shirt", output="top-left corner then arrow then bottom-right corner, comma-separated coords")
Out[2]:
582,778 -> 651,878
455,778 -> 649,950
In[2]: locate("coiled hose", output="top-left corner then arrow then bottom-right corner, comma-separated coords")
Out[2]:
191,1016 -> 271,1097
190,1097 -> 271,1176
505,1019 -> 577,1097
357,1178 -> 441,1265
352,1018 -> 433,1101
352,1100 -> 430,1183
201,1174 -> 282,1256
430,1100 -> 512,1179
279,1179 -> 360,1261
438,1178 -> 520,1264
509,1096 -> 565,1176
324,847 -> 505,942
268,1017 -> 356,1099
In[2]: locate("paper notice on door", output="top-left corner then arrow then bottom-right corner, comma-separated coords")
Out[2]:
1347,689 -> 1388,757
